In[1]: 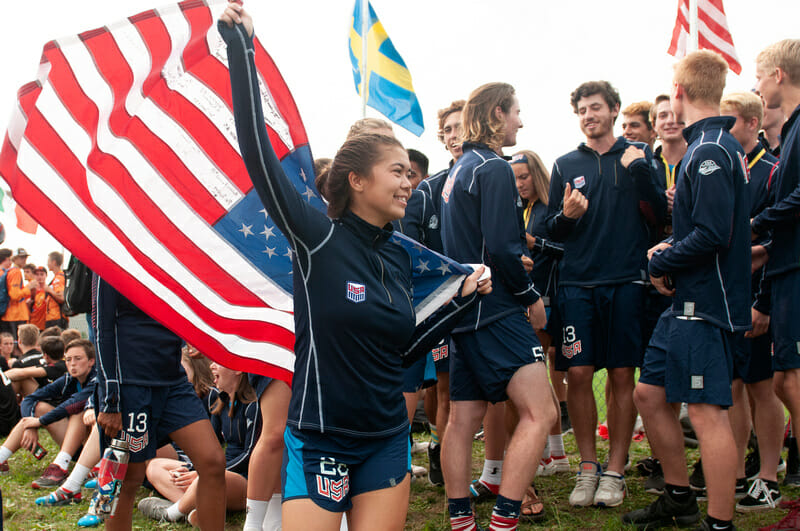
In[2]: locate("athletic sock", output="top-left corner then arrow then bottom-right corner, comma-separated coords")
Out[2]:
448,497 -> 476,531
480,459 -> 503,487
704,515 -> 733,530
53,451 -> 71,471
243,498 -> 269,531
541,438 -> 551,460
0,446 -> 12,463
264,493 -> 282,531
665,483 -> 691,504
548,434 -> 565,457
490,494 -> 521,530
62,463 -> 90,493
430,424 -> 439,445
165,502 -> 186,522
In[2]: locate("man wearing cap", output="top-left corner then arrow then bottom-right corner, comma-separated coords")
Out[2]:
0,248 -> 38,338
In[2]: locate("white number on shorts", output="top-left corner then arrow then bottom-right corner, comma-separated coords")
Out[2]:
127,412 -> 148,433
563,325 -> 577,344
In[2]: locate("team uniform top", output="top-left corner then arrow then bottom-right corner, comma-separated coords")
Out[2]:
649,116 -> 752,332
747,146 -> 779,313
14,349 -> 66,388
221,23 -> 478,438
440,142 -> 539,333
546,138 -> 666,286
752,104 -> 800,278
392,188 -> 435,244
417,165 -> 451,254
205,387 -> 260,477
95,277 -> 187,414
522,200 -> 562,301
20,367 -> 96,426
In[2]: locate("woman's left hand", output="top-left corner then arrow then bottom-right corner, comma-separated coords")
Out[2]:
461,266 -> 492,297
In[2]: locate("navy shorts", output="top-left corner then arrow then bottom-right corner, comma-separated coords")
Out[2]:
557,283 -> 644,370
450,312 -> 545,403
639,312 -> 734,407
99,380 -> 209,463
732,330 -> 773,384
432,338 -> 450,374
642,287 -> 672,353
401,352 -> 437,393
249,373 -> 275,399
771,270 -> 800,372
282,427 -> 409,512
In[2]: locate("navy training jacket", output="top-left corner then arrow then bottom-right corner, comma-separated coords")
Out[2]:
21,367 -> 96,426
649,116 -> 752,331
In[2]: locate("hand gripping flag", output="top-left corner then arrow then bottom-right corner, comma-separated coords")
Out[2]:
0,0 -> 465,383
349,0 -> 424,136
668,0 -> 741,74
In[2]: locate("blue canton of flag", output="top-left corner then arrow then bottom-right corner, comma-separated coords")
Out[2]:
389,232 -> 474,325
349,0 -> 424,136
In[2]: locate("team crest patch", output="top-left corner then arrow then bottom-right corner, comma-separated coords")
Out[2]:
562,340 -> 582,359
698,160 -> 720,176
122,432 -> 149,453
574,176 -> 586,189
428,214 -> 439,230
346,282 -> 366,303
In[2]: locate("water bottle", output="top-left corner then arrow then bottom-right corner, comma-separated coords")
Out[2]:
79,438 -> 129,526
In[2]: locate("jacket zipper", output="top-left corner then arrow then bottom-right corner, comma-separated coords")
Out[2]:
614,160 -> 619,186
377,256 -> 393,303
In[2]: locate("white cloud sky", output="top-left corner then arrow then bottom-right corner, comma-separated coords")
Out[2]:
0,0 -> 796,266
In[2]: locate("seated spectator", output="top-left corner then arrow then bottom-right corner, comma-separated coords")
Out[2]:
38,326 -> 63,340
0,331 -> 16,370
6,332 -> 67,399
0,339 -> 96,478
60,329 -> 81,347
139,362 -> 259,524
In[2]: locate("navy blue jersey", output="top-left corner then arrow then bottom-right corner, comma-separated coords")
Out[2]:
391,188 -> 435,244
649,116 -> 752,331
523,200 -> 561,300
20,367 -> 96,426
440,142 -> 539,332
95,277 -> 187,413
206,388 -> 260,476
546,138 -> 666,286
652,145 -> 681,241
748,145 -> 779,314
221,22 -> 478,438
752,105 -> 800,278
417,166 -> 451,254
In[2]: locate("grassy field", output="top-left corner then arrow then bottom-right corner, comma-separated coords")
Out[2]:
1,371 -> 795,529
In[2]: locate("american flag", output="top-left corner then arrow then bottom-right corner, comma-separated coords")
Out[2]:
0,0 -> 471,383
668,0 -> 741,74
0,0 -> 318,382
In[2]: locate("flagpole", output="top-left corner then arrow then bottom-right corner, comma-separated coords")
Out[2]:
360,0 -> 369,118
689,0 -> 699,52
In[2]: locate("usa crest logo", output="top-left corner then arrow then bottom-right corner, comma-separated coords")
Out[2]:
346,282 -> 366,303
574,176 -> 586,189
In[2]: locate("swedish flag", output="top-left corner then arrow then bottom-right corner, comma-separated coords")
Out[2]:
349,0 -> 424,136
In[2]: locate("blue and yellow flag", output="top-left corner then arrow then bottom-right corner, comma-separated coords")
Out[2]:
349,0 -> 424,136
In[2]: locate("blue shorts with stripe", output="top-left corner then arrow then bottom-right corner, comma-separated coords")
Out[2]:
281,426 -> 410,512
401,352 -> 437,393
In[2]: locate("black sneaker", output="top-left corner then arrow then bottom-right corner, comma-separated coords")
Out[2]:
689,460 -> 705,499
644,471 -> 666,495
428,443 -> 443,487
736,478 -> 781,512
621,490 -> 701,529
636,457 -> 660,477
785,472 -> 800,487
745,448 -> 760,481
692,519 -> 736,530
560,401 -> 572,434
787,436 -> 800,475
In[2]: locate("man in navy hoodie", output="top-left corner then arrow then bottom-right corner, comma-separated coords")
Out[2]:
624,50 -> 751,531
546,81 -> 666,508
752,39 -> 800,529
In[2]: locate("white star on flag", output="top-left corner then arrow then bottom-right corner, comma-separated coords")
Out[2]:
416,259 -> 430,273
261,225 -> 276,240
437,262 -> 451,275
263,247 -> 276,258
239,223 -> 254,238
302,186 -> 316,201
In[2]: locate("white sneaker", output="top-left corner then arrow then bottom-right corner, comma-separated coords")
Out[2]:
537,455 -> 571,476
593,472 -> 626,507
410,441 -> 429,454
411,464 -> 427,478
569,468 -> 600,507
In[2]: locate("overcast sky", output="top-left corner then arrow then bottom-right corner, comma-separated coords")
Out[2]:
0,0 -> 797,266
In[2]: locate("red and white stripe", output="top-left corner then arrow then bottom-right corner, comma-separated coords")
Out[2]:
668,0 -> 741,75
0,0 -> 308,382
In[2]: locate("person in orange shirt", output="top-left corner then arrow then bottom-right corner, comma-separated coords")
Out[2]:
0,248 -> 38,338
28,267 -> 48,331
44,252 -> 66,329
